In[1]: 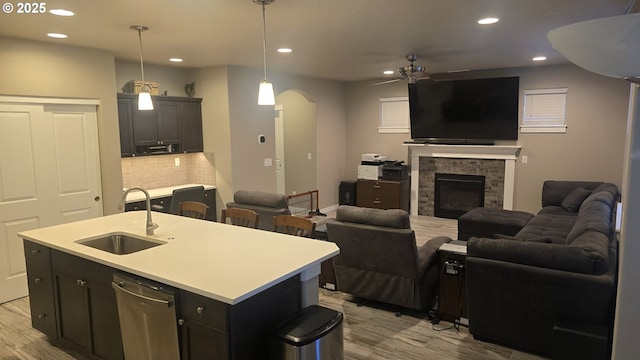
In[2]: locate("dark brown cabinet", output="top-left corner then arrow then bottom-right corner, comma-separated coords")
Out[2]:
437,251 -> 468,323
356,179 -> 410,211
203,189 -> 217,221
131,99 -> 181,147
24,241 -> 299,360
124,195 -> 171,212
24,241 -> 57,340
51,250 -> 124,360
117,97 -> 135,157
117,94 -> 203,157
179,291 -> 230,360
125,188 -> 217,221
180,101 -> 204,153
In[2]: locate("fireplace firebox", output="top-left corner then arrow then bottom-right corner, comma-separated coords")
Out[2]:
434,173 -> 485,219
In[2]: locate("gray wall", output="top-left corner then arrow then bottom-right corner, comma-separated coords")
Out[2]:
514,65 -> 628,213
277,90 -> 317,196
115,61 -> 196,98
1,36 -> 122,215
344,64 -> 629,213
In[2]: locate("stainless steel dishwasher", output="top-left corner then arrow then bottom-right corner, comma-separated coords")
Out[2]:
112,273 -> 180,360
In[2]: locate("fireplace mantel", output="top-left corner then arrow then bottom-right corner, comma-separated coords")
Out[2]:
404,143 -> 521,160
405,143 -> 522,215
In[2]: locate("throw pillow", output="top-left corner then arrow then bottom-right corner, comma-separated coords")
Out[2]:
561,187 -> 592,213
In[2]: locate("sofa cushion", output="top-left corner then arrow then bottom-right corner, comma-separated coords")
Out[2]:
570,231 -> 610,274
579,190 -> 615,213
467,238 -> 599,274
457,208 -> 534,240
493,234 -> 553,243
565,196 -> 613,244
537,206 -> 579,217
233,190 -> 288,209
541,181 -> 606,207
336,205 -> 410,229
515,214 -> 576,244
561,187 -> 592,213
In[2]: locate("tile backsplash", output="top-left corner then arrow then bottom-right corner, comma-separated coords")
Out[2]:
121,152 -> 216,189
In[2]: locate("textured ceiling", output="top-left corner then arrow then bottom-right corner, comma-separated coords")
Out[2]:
0,0 -> 636,81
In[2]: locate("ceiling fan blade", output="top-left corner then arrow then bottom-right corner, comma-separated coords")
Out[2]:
372,78 -> 402,86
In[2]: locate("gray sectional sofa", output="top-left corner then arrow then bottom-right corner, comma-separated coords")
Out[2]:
466,180 -> 619,357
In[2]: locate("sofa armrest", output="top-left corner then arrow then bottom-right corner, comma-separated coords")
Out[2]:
466,255 -> 616,355
467,237 -> 600,274
416,236 -> 451,275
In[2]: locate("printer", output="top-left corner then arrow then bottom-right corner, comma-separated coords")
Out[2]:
361,153 -> 388,164
358,153 -> 387,180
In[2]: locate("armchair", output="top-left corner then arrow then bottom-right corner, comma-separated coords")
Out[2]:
226,190 -> 290,231
326,205 -> 450,311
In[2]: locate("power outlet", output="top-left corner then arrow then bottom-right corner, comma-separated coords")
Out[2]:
522,155 -> 528,164
174,158 -> 180,167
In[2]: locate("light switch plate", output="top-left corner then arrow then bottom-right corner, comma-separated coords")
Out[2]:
264,158 -> 273,167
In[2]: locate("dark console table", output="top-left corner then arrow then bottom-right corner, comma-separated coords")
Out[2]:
437,241 -> 468,324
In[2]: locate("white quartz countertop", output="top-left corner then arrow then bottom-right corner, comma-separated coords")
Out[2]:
123,184 -> 216,203
19,211 -> 339,305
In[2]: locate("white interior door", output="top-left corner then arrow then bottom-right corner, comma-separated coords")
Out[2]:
0,98 -> 102,303
275,104 -> 286,194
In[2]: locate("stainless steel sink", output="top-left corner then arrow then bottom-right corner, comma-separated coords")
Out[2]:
76,233 -> 166,255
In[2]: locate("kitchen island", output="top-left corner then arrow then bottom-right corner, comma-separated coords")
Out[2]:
19,211 -> 339,360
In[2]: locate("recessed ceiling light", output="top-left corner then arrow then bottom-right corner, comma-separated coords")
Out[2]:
532,56 -> 547,61
49,9 -> 74,16
169,58 -> 184,63
47,33 -> 68,39
478,17 -> 499,25
277,48 -> 292,53
383,70 -> 394,75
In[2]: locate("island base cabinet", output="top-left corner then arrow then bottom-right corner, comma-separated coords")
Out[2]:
52,250 -> 124,360
24,240 -> 57,340
25,241 -> 308,360
180,319 -> 229,360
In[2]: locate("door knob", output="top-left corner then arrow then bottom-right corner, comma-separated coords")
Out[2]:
94,196 -> 101,202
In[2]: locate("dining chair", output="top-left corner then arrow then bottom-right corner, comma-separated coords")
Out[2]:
273,215 -> 316,238
152,185 -> 205,214
178,201 -> 209,220
221,208 -> 260,228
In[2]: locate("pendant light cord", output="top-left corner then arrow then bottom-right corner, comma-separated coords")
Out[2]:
261,3 -> 268,81
137,28 -> 146,89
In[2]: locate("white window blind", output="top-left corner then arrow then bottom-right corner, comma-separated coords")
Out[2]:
521,88 -> 568,133
379,97 -> 409,133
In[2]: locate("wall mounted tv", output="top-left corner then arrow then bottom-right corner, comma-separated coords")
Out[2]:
408,76 -> 519,144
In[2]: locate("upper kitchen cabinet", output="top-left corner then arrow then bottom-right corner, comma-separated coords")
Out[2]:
117,94 -> 203,157
179,101 -> 204,153
117,97 -> 135,157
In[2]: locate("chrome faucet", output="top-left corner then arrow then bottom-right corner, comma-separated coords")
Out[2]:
119,187 -> 159,235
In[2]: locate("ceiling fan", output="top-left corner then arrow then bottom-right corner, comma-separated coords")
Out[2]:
373,54 -> 431,86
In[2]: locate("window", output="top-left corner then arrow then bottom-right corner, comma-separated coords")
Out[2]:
521,88 -> 568,133
379,97 -> 409,133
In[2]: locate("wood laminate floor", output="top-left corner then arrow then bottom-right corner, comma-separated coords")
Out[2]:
0,215 -> 549,360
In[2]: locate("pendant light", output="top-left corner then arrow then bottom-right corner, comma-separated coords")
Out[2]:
130,25 -> 154,110
547,13 -> 640,81
255,0 -> 276,105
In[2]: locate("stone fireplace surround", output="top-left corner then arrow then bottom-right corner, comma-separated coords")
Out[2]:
406,144 -> 522,216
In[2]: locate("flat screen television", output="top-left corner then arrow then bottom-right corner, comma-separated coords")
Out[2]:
408,76 -> 519,143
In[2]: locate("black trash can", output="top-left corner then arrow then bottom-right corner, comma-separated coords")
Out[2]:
272,305 -> 344,360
